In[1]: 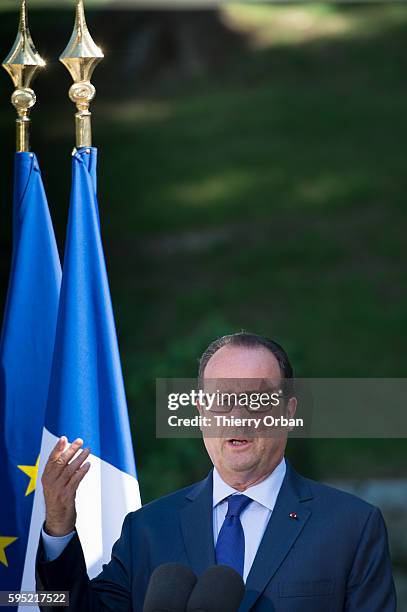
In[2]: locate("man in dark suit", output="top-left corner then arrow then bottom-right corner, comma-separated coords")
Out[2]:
37,332 -> 397,611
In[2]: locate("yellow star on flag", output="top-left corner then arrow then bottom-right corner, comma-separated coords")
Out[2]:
0,536 -> 18,567
17,455 -> 40,496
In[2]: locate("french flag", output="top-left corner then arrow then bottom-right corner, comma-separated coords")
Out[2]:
21,147 -> 141,598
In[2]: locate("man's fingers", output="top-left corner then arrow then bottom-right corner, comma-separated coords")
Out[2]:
66,462 -> 91,493
54,438 -> 84,466
57,448 -> 91,485
42,437 -> 68,481
42,438 -> 85,485
48,437 -> 68,463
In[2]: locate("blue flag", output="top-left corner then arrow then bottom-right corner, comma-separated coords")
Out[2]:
0,152 -> 61,590
25,148 -> 140,582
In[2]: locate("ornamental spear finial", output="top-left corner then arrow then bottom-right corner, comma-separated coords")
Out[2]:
59,0 -> 104,149
2,0 -> 46,152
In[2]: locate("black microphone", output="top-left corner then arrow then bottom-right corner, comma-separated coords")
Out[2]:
143,563 -> 197,612
186,565 -> 245,612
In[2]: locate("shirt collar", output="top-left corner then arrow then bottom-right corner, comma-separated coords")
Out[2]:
212,457 -> 286,512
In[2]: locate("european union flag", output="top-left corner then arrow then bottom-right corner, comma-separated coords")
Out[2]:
24,148 -> 140,584
0,153 -> 61,590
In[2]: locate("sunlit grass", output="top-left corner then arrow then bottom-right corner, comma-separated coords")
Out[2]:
170,169 -> 259,207
222,3 -> 407,47
98,100 -> 173,124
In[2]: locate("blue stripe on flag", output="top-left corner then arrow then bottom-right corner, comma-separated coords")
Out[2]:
46,148 -> 136,478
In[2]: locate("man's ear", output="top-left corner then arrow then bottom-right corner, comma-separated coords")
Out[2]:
286,397 -> 298,432
287,396 -> 297,418
195,401 -> 208,434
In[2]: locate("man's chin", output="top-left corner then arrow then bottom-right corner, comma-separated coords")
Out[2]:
222,442 -> 258,472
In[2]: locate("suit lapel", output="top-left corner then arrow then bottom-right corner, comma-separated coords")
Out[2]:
241,461 -> 313,611
180,471 -> 216,575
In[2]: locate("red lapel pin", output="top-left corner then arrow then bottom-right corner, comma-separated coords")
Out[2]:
289,512 -> 298,519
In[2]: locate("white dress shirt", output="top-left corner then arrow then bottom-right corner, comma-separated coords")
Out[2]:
42,528 -> 75,561
42,457 -> 287,574
212,457 -> 286,582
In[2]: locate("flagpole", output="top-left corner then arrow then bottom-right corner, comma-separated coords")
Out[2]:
2,0 -> 45,153
60,0 -> 104,149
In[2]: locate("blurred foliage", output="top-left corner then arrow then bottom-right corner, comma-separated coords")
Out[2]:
0,3 -> 406,503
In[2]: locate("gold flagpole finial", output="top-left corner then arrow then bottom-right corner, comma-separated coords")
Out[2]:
59,0 -> 104,149
2,0 -> 46,152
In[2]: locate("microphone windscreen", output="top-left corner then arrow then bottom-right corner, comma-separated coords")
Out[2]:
143,563 -> 197,612
186,565 -> 245,612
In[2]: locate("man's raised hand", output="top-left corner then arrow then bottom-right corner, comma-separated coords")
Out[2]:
41,437 -> 91,537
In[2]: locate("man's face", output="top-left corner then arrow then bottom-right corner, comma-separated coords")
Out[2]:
201,344 -> 296,489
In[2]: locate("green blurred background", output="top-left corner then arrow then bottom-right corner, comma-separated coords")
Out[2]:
0,3 -> 406,503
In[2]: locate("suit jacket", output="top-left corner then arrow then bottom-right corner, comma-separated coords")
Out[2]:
36,460 -> 397,611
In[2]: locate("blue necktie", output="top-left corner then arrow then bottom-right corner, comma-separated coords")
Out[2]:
215,494 -> 252,577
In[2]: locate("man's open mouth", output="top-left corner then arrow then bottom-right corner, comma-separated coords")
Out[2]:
227,439 -> 251,447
